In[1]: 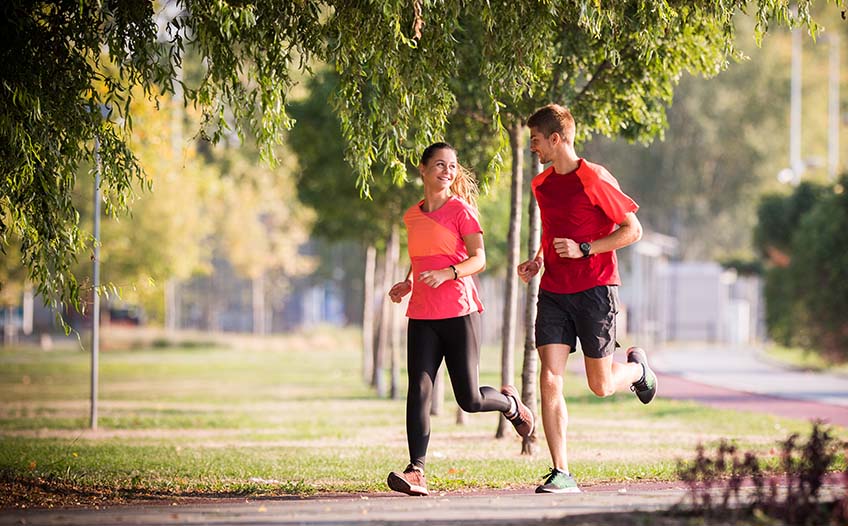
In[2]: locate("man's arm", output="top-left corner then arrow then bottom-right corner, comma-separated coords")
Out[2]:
553,212 -> 642,258
586,212 -> 642,255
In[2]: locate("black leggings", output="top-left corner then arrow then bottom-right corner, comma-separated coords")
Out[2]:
406,312 -> 511,470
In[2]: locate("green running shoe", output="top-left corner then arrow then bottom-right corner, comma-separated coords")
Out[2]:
627,347 -> 657,404
535,468 -> 580,494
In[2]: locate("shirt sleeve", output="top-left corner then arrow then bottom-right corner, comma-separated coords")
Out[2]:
456,201 -> 483,237
585,167 -> 639,224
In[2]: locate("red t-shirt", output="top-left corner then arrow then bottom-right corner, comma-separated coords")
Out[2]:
403,196 -> 485,320
531,159 -> 639,294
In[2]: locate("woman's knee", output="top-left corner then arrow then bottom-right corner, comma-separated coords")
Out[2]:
455,392 -> 484,413
408,377 -> 433,402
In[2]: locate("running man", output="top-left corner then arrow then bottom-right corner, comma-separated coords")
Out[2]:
517,104 -> 658,494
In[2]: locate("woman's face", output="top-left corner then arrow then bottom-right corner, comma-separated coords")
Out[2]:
420,148 -> 458,191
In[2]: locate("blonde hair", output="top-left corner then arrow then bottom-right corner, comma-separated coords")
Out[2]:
451,164 -> 479,211
420,142 -> 479,210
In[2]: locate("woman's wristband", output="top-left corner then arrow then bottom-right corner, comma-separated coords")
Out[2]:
449,265 -> 458,280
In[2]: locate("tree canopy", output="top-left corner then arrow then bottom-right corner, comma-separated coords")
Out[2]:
1,0 -> 838,314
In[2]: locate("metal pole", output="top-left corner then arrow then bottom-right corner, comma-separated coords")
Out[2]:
90,135 -> 102,430
828,34 -> 840,182
790,26 -> 803,184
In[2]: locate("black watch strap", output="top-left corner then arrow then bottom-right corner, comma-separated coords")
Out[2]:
579,242 -> 592,258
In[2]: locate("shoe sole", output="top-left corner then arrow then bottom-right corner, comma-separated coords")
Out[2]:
535,486 -> 582,494
501,385 -> 535,437
387,472 -> 428,496
627,347 -> 658,404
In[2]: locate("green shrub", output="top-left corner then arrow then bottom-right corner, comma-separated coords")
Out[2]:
755,176 -> 848,362
789,178 -> 848,360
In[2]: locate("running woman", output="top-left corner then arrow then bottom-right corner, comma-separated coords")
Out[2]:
386,142 -> 534,497
517,104 -> 658,494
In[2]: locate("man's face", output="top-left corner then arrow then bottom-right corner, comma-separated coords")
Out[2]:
529,128 -> 555,164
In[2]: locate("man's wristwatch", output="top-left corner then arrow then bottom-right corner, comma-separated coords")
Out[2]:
579,242 -> 592,258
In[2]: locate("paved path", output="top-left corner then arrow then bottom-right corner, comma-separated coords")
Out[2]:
651,344 -> 848,428
0,487 -> 690,526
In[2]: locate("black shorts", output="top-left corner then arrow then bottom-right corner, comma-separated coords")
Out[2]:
535,285 -> 620,359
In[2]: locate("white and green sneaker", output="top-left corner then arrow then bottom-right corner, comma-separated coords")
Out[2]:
535,468 -> 581,494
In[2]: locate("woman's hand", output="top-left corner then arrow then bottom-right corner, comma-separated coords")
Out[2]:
388,280 -> 412,303
419,268 -> 453,288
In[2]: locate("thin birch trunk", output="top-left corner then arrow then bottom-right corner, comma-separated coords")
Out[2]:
164,278 -> 178,332
362,244 -> 377,384
376,225 -> 400,398
252,274 -> 265,335
521,152 -> 542,455
390,253 -> 403,399
371,249 -> 385,387
431,365 -> 445,416
496,121 -> 524,438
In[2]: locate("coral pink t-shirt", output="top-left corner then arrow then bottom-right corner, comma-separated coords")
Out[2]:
403,196 -> 485,320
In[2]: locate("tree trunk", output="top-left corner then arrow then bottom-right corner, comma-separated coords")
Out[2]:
22,286 -> 33,336
371,248 -> 385,387
362,243 -> 377,384
431,365 -> 445,416
3,306 -> 17,346
390,253 -> 403,399
375,224 -> 400,398
252,274 -> 265,335
496,121 -> 525,438
521,152 -> 543,455
165,278 -> 178,332
456,405 -> 468,424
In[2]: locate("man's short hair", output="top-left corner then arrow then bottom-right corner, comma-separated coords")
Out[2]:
527,104 -> 575,145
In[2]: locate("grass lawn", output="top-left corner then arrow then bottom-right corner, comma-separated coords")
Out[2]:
762,343 -> 848,376
1,326 -> 844,507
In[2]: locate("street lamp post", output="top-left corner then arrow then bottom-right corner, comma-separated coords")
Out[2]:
827,33 -> 840,181
790,26 -> 804,184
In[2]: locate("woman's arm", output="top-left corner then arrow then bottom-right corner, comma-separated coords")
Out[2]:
418,232 -> 486,288
453,232 -> 486,278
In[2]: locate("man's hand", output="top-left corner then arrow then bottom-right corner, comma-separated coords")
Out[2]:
388,280 -> 412,303
553,237 -> 582,259
517,258 -> 542,283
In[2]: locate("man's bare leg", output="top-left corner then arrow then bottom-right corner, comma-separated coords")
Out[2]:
583,354 -> 642,398
538,344 -> 571,471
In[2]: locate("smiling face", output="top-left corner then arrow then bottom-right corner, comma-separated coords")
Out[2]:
419,147 -> 458,192
529,127 -> 557,164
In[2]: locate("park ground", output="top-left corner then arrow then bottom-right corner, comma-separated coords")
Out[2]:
0,326 -> 846,523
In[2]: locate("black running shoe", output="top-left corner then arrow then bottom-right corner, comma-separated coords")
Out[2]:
627,347 -> 657,404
